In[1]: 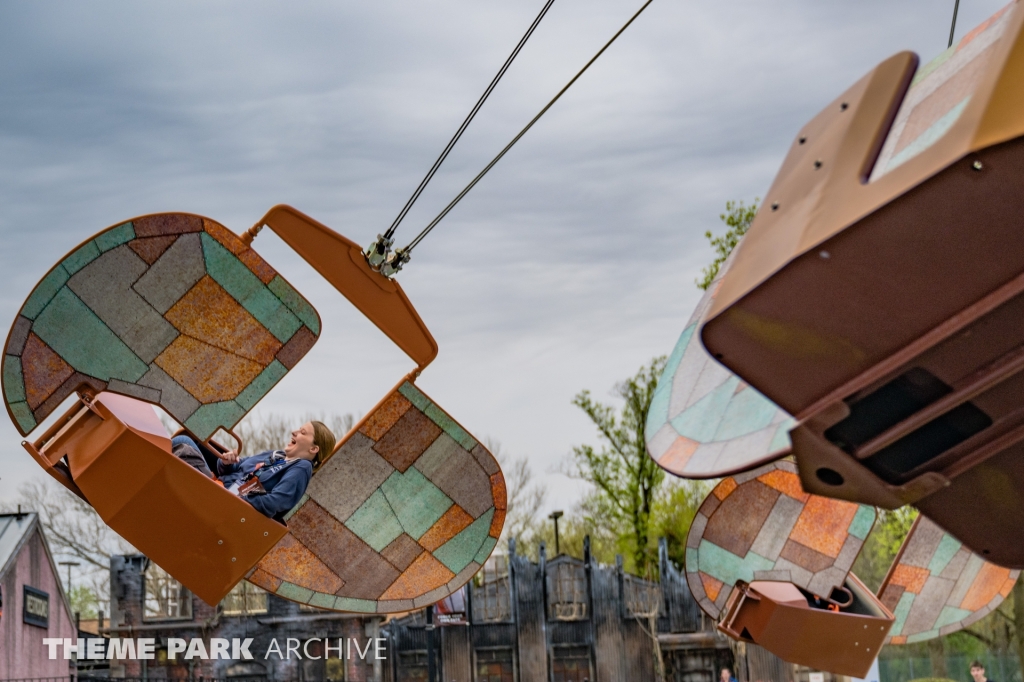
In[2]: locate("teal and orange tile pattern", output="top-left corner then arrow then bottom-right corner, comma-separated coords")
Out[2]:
2,213 -> 319,440
880,516 -> 1019,644
646,254 -> 794,479
248,380 -> 505,613
686,461 -> 875,619
870,4 -> 1013,181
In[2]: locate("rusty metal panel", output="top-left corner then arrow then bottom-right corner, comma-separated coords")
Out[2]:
879,515 -> 1020,644
248,377 -> 505,614
686,461 -> 875,619
383,537 -> 722,682
3,212 -> 319,440
472,554 -> 514,624
549,619 -> 592,646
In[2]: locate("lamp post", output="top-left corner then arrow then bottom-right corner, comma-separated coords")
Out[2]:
549,510 -> 564,556
59,561 -> 80,594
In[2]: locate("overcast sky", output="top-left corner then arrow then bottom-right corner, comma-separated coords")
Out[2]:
0,0 -> 1008,514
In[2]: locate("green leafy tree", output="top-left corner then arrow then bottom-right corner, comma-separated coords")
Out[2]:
68,585 -> 99,619
696,199 -> 759,290
568,357 -> 667,575
852,506 -> 918,592
650,480 -> 710,569
526,470 -> 706,572
527,503 -> 619,565
485,439 -> 549,550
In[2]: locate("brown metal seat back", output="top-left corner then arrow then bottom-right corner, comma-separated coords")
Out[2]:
720,576 -> 893,678
25,392 -> 286,605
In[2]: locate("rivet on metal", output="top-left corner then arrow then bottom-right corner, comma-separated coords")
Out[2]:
241,518 -> 246,523
972,160 -> 984,170
218,540 -> 223,545
819,251 -> 830,260
264,532 -> 269,537
232,557 -> 236,562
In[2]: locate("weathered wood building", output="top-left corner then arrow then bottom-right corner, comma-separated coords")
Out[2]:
383,538 -> 735,682
105,555 -> 384,681
100,537 -> 798,682
0,511 -> 78,679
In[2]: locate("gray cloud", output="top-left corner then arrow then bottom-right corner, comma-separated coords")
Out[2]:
0,0 -> 1007,507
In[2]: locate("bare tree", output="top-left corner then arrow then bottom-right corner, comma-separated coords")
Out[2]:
13,478 -> 134,571
223,411 -> 354,456
3,478 -> 134,615
486,439 -> 548,550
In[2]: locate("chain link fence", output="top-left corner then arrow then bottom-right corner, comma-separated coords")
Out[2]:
880,653 -> 1023,682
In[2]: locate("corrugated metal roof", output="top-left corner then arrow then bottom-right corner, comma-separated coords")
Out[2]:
0,512 -> 38,579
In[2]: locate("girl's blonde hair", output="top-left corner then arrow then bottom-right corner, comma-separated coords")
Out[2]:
310,421 -> 336,471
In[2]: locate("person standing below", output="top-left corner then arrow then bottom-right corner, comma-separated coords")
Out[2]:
971,661 -> 994,682
721,667 -> 738,682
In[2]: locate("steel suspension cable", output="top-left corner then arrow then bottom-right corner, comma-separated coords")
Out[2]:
948,0 -> 961,48
383,0 -> 557,241
403,0 -> 655,254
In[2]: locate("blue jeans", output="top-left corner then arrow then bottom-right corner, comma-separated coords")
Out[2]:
171,435 -> 213,479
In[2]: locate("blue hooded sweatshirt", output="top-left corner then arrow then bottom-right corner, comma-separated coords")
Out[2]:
217,451 -> 312,522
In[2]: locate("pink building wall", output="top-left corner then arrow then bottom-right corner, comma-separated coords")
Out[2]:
0,526 -> 76,678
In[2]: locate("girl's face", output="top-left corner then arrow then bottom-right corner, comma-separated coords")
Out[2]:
284,421 -> 318,460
